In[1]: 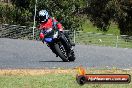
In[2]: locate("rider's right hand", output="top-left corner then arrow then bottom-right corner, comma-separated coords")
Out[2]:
39,32 -> 45,39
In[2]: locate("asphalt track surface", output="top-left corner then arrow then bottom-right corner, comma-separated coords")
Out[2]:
0,38 -> 132,69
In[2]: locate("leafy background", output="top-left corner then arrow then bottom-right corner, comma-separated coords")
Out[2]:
0,0 -> 132,35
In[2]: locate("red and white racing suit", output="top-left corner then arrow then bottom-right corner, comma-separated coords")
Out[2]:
38,17 -> 63,39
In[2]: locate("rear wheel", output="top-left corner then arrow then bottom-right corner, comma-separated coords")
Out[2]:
54,43 -> 69,62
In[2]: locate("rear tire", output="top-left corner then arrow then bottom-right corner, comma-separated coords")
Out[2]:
54,43 -> 69,62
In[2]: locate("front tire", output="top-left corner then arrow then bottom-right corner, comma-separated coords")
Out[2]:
68,50 -> 76,61
54,43 -> 69,62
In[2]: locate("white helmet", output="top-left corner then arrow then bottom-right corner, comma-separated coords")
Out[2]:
39,10 -> 49,22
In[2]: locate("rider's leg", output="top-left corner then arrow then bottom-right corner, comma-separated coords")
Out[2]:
59,33 -> 72,52
63,32 -> 75,46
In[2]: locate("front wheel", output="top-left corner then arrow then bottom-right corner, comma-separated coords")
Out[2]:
53,43 -> 69,62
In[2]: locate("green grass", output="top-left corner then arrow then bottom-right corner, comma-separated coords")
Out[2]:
82,20 -> 120,35
75,32 -> 132,48
74,21 -> 132,48
0,69 -> 131,88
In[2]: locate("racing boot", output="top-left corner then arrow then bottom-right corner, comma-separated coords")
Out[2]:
69,40 -> 75,46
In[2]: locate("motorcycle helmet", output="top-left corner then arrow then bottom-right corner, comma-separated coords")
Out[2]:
38,10 -> 49,22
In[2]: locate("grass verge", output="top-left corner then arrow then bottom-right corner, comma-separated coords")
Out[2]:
0,68 -> 131,88
82,20 -> 120,35
75,32 -> 132,48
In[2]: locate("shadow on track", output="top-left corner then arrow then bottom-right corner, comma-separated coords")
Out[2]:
39,60 -> 64,62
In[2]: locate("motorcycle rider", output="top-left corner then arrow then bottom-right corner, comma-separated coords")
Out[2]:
37,10 -> 75,56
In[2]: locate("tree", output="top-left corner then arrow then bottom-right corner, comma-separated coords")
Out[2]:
9,0 -> 85,31
83,0 -> 132,35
